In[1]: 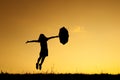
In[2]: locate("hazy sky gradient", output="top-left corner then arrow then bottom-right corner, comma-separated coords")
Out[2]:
0,0 -> 120,74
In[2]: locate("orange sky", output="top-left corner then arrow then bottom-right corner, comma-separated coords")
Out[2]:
0,0 -> 120,74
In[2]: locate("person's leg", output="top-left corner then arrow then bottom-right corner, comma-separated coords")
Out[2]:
36,56 -> 41,69
39,57 -> 46,70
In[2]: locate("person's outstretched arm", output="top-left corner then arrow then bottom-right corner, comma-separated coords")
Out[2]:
47,36 -> 59,40
26,40 -> 39,44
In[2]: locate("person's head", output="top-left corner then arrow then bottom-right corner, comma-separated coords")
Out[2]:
38,34 -> 46,41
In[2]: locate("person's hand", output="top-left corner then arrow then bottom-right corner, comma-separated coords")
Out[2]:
25,41 -> 29,44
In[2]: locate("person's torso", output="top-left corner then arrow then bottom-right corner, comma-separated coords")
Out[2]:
40,40 -> 48,52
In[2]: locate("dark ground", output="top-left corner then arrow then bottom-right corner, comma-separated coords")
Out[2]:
0,73 -> 120,80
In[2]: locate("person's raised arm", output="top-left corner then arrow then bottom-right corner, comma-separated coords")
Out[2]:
47,36 -> 59,40
26,40 -> 39,44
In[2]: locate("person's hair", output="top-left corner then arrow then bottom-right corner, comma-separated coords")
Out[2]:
38,34 -> 46,41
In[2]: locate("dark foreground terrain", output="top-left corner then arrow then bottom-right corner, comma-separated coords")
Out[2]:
0,73 -> 120,80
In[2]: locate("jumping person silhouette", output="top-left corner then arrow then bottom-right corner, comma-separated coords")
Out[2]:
26,34 -> 58,70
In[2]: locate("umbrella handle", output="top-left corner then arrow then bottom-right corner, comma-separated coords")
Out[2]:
48,36 -> 59,39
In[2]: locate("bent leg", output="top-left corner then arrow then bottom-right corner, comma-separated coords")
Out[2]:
36,56 -> 42,69
37,56 -> 41,64
39,57 -> 46,70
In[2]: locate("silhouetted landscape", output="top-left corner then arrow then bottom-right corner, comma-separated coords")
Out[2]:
0,72 -> 120,80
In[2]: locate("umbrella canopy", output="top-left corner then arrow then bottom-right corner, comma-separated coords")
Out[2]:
59,27 -> 69,45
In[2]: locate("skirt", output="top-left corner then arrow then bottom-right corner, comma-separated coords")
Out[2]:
40,50 -> 48,57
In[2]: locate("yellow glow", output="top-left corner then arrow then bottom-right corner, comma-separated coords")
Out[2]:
0,0 -> 120,74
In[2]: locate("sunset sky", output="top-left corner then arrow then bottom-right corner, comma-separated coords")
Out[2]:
0,0 -> 120,74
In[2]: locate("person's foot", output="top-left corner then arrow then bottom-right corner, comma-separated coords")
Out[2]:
39,64 -> 42,70
36,63 -> 38,69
